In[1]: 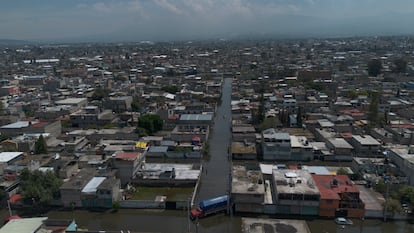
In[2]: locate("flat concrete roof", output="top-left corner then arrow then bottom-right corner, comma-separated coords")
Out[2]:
241,218 -> 310,233
273,169 -> 320,195
55,98 -> 87,105
317,119 -> 335,128
232,165 -> 265,195
390,148 -> 414,165
140,163 -> 200,180
290,136 -> 312,149
328,138 -> 354,149
0,217 -> 48,233
262,128 -> 290,140
231,142 -> 256,154
352,135 -> 381,146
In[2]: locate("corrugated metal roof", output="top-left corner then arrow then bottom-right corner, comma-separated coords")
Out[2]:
1,121 -> 30,129
180,114 -> 213,121
0,152 -> 23,163
81,177 -> 106,194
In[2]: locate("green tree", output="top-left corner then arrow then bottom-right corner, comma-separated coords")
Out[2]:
296,107 -> 303,127
393,58 -> 407,73
368,91 -> 380,128
383,198 -> 402,215
92,88 -> 110,101
34,135 -> 48,154
137,114 -> 163,135
20,169 -> 63,205
131,98 -> 142,112
22,104 -> 34,117
337,167 -> 349,175
257,92 -> 265,124
367,59 -> 382,77
374,181 -> 386,194
259,117 -> 282,131
397,185 -> 414,205
161,85 -> 178,94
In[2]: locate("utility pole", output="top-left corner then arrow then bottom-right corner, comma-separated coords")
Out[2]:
187,198 -> 191,233
383,179 -> 390,222
7,200 -> 12,216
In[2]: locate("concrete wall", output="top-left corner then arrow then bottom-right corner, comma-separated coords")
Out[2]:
119,200 -> 166,209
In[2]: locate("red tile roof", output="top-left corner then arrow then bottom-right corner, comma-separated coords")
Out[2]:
115,152 -> 140,160
312,174 -> 359,200
340,133 -> 353,138
8,194 -> 22,203
32,121 -> 48,128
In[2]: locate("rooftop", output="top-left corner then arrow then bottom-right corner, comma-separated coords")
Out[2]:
352,135 -> 381,146
179,114 -> 213,121
0,217 -> 48,233
114,151 -> 143,160
139,163 -> 200,180
312,174 -> 359,200
328,138 -> 354,149
0,152 -> 23,163
81,177 -> 106,194
272,169 -> 319,195
55,98 -> 87,105
241,218 -> 310,233
232,165 -> 265,195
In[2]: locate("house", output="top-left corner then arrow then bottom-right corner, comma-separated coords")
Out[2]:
134,163 -> 201,186
290,136 -> 313,161
54,98 -> 88,111
70,106 -> 115,128
325,138 -> 354,161
348,135 -> 381,157
170,125 -> 209,143
0,120 -> 61,137
112,151 -> 145,186
231,165 -> 265,213
231,141 -> 257,160
0,152 -> 25,175
60,168 -> 96,207
178,114 -> 213,126
103,96 -> 133,113
272,169 -> 320,216
0,217 -> 48,233
312,174 -> 365,218
388,147 -> 414,185
81,176 -> 121,209
262,128 -> 291,161
232,125 -> 257,143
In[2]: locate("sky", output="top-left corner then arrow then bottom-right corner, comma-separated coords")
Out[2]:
2,0 -> 414,42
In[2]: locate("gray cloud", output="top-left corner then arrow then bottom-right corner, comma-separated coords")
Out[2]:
1,0 -> 414,42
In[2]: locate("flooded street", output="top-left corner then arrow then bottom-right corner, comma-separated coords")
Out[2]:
4,77 -> 414,232
196,77 -> 232,200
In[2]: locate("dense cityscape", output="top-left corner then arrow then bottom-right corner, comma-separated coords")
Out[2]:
0,36 -> 414,232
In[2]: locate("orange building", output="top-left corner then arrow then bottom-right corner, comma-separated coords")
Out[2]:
312,174 -> 365,218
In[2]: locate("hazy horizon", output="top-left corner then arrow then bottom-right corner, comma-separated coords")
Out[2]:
2,0 -> 414,43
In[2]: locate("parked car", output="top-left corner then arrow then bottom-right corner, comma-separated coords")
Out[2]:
334,217 -> 353,225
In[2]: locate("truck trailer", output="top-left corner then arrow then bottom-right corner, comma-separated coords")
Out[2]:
190,195 -> 229,220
